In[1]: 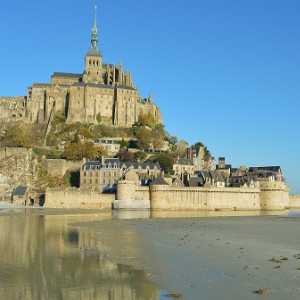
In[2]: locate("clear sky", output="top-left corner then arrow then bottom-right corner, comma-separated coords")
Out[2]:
0,0 -> 299,194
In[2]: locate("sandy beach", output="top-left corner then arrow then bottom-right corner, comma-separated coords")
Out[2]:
78,212 -> 300,300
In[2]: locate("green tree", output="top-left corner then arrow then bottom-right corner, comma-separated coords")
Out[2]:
63,141 -> 107,160
151,153 -> 174,174
192,141 -> 211,158
151,129 -> 164,150
115,150 -> 134,162
117,138 -> 129,150
1,123 -> 32,148
138,113 -> 156,128
136,127 -> 152,150
134,151 -> 148,162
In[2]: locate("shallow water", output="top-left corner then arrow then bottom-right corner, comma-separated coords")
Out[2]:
0,211 -> 173,300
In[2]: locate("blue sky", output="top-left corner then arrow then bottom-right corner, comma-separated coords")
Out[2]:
0,0 -> 299,194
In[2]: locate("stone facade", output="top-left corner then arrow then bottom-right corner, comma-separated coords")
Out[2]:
80,158 -> 122,193
0,9 -> 162,128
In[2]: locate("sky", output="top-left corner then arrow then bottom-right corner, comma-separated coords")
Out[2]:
0,0 -> 299,194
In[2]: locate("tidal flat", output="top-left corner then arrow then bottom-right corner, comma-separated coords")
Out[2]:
1,204 -> 300,299
77,210 -> 300,300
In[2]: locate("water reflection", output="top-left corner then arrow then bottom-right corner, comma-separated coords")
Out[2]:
0,214 -> 163,300
113,209 -> 290,220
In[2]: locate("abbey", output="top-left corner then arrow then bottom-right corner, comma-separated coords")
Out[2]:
0,8 -> 162,127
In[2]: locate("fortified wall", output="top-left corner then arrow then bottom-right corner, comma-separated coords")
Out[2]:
116,180 -> 290,211
45,187 -> 114,209
149,185 -> 261,211
259,181 -> 290,210
289,194 -> 300,208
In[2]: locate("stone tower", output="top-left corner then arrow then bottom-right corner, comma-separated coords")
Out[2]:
83,6 -> 103,84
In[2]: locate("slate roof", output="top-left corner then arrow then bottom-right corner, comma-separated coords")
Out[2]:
83,158 -> 120,170
150,177 -> 169,186
188,177 -> 203,187
249,166 -> 281,173
13,186 -> 27,196
121,162 -> 160,170
52,72 -> 82,78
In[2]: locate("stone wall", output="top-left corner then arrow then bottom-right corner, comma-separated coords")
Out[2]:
289,194 -> 300,208
45,187 -> 114,209
259,181 -> 290,210
115,180 -> 290,211
42,159 -> 83,177
149,185 -> 261,211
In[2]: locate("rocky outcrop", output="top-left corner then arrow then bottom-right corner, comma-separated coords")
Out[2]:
0,148 -> 39,201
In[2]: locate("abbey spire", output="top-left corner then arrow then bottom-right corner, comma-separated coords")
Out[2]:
87,5 -> 102,57
83,6 -> 103,84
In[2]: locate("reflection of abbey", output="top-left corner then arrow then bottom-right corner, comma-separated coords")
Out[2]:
0,8 -> 162,127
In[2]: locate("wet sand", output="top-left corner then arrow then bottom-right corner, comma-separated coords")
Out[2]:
80,213 -> 300,300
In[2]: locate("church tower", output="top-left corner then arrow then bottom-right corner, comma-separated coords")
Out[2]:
83,6 -> 103,84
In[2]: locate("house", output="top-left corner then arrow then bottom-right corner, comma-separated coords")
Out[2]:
248,166 -> 283,181
12,186 -> 28,205
91,138 -> 121,156
210,171 -> 226,187
120,161 -> 161,183
80,158 -> 121,192
173,158 -> 194,175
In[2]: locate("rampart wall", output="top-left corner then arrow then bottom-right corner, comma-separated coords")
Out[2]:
116,180 -> 290,211
289,194 -> 300,208
149,185 -> 261,211
259,181 -> 290,210
45,187 -> 114,209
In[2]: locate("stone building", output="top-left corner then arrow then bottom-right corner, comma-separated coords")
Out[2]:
80,158 -> 122,193
173,157 -> 194,175
0,7 -> 162,128
91,138 -> 121,156
185,146 -> 216,171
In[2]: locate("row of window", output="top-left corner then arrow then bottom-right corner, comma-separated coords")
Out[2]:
82,178 -> 117,184
83,171 -> 118,177
88,60 -> 100,67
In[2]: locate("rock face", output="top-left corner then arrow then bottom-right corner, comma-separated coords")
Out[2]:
0,148 -> 39,201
